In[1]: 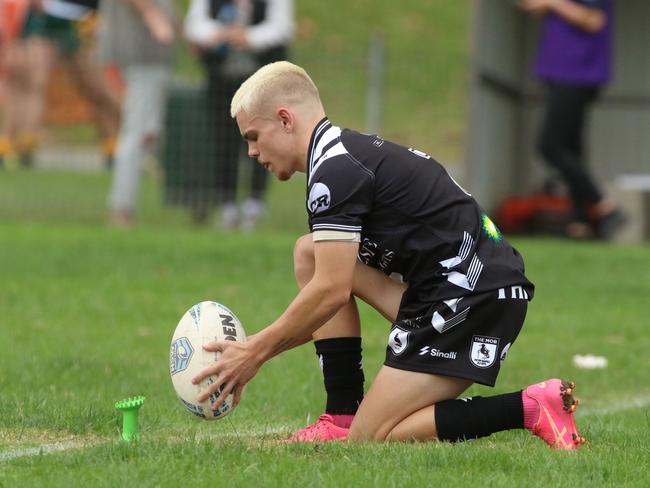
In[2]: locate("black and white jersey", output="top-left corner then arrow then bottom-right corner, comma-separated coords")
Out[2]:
306,118 -> 535,320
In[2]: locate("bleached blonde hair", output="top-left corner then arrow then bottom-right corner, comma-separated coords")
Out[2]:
230,61 -> 322,118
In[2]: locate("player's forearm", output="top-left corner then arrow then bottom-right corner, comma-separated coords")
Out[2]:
248,280 -> 350,362
549,0 -> 606,33
124,0 -> 158,16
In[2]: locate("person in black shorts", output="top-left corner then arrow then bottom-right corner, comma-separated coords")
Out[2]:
192,61 -> 586,449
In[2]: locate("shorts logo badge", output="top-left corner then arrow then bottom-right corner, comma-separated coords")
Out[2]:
388,327 -> 410,355
470,335 -> 499,368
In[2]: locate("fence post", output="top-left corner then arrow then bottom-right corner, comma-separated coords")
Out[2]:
366,32 -> 384,135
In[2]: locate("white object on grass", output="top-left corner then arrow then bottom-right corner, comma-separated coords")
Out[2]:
573,354 -> 608,369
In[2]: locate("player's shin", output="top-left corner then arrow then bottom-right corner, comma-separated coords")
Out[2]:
434,392 -> 524,442
315,337 -> 364,428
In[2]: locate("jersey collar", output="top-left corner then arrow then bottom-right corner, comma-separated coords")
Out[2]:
307,117 -> 333,176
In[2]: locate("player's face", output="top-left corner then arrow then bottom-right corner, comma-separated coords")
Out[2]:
236,109 -> 297,181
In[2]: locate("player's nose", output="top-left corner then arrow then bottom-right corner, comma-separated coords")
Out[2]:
247,143 -> 259,159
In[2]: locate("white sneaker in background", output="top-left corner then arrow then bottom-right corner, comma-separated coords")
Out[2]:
221,202 -> 240,230
240,198 -> 265,231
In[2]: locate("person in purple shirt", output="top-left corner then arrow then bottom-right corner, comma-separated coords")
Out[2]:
522,0 -> 625,240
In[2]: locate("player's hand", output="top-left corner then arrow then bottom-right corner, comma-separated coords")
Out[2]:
192,339 -> 262,410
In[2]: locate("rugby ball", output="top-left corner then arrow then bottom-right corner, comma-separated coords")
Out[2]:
169,301 -> 247,420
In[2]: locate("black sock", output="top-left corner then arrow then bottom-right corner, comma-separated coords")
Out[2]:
435,391 -> 524,442
314,337 -> 364,415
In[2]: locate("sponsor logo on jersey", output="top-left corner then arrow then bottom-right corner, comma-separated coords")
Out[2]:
418,346 -> 457,359
470,335 -> 499,368
388,327 -> 410,355
170,337 -> 194,375
482,213 -> 502,241
308,182 -> 331,214
378,249 -> 395,271
358,237 -> 378,265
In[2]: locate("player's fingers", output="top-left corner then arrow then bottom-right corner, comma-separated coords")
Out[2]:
191,362 -> 220,385
203,340 -> 227,352
232,384 -> 244,408
211,379 -> 237,410
196,375 -> 225,403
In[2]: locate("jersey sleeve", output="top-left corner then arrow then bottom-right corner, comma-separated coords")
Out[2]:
307,155 -> 374,233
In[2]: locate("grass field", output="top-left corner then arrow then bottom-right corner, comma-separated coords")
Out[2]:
1,170 -> 649,487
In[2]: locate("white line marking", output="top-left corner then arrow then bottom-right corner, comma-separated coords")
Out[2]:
0,425 -> 293,462
0,440 -> 95,462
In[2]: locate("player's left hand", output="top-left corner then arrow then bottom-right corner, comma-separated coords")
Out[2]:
192,337 -> 262,410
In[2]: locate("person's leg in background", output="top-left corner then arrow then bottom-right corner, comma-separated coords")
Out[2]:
240,151 -> 269,231
12,24 -> 58,168
0,35 -> 27,168
537,82 -> 625,239
68,42 -> 121,169
108,64 -> 170,227
205,63 -> 242,229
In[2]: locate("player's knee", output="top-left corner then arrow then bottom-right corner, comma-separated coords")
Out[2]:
293,234 -> 314,286
347,419 -> 393,443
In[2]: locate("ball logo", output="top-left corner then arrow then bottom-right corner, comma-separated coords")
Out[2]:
308,182 -> 331,214
189,304 -> 201,329
388,327 -> 410,355
470,335 -> 499,368
220,313 -> 238,341
170,337 -> 194,375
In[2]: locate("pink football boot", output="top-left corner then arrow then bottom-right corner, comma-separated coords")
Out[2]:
523,379 -> 586,450
286,414 -> 349,443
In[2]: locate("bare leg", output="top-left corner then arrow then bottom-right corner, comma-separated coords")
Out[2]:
349,366 -> 471,441
293,234 -> 407,341
19,37 -> 58,140
295,234 -> 472,442
1,39 -> 26,141
68,48 -> 120,141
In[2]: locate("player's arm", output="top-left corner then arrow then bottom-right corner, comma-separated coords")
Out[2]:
521,0 -> 606,33
193,239 -> 359,408
125,0 -> 175,44
253,240 -> 358,357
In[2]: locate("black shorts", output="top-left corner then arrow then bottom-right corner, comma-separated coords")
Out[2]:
384,287 -> 528,386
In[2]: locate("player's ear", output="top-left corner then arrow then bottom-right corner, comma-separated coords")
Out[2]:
277,107 -> 293,132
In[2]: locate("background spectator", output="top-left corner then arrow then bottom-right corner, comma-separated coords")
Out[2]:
98,0 -> 177,228
1,0 -> 120,168
184,0 -> 294,230
522,0 -> 625,240
0,0 -> 30,168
